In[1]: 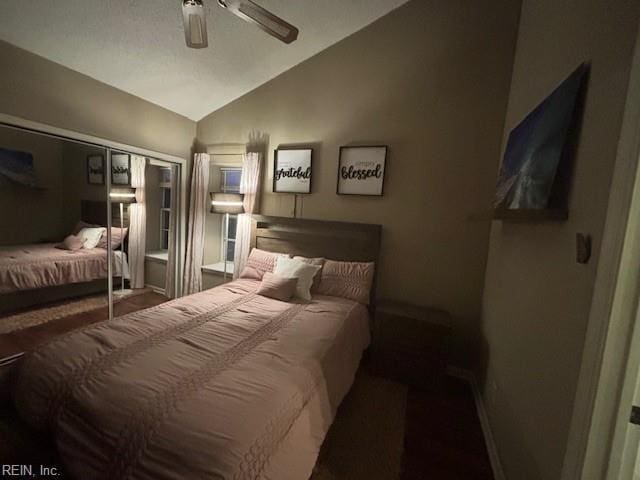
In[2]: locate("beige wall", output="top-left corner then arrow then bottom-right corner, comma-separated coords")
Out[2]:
0,40 -> 195,160
197,0 -> 521,365
0,126 -> 66,244
480,1 -> 640,479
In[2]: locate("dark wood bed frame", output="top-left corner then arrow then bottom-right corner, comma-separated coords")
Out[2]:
249,215 -> 382,308
0,200 -> 126,316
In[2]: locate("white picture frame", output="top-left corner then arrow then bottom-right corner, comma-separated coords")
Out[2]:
337,145 -> 387,196
273,148 -> 313,194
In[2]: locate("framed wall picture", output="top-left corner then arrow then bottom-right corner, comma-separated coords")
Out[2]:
86,154 -> 105,185
337,145 -> 387,196
273,148 -> 313,194
111,152 -> 131,186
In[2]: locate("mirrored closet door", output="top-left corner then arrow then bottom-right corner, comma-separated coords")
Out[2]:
109,151 -> 182,317
0,126 -> 110,358
0,124 -> 184,361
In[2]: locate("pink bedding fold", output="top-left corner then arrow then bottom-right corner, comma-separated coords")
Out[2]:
12,279 -> 370,480
0,243 -> 111,293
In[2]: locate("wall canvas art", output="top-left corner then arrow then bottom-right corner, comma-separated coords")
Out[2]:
111,152 -> 131,186
337,145 -> 387,196
273,148 -> 312,194
0,147 -> 37,187
494,63 -> 587,210
87,154 -> 105,185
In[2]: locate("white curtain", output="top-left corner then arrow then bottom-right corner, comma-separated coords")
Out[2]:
233,152 -> 262,279
164,164 -> 178,298
183,153 -> 210,294
129,155 -> 147,289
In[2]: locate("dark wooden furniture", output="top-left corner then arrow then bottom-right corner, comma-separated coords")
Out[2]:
371,301 -> 452,389
249,215 -> 382,308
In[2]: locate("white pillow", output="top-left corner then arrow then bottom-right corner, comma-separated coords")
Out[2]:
274,257 -> 321,301
77,227 -> 106,249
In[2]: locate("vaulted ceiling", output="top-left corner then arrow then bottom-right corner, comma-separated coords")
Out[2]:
0,0 -> 410,120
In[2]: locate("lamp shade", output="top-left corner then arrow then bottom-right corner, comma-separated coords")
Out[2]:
109,187 -> 137,204
210,192 -> 244,214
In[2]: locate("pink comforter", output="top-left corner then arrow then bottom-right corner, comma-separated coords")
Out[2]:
0,243 -> 111,293
13,280 -> 370,480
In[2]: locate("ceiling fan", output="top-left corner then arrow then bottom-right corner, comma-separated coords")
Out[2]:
182,0 -> 299,49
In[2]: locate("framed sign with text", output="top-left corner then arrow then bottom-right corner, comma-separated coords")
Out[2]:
337,145 -> 387,196
273,148 -> 313,194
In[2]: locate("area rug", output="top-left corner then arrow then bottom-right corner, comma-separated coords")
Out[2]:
0,368 -> 408,478
0,289 -> 150,335
311,369 -> 408,480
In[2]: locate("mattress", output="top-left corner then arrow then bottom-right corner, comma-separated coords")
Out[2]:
12,279 -> 370,480
0,243 -> 129,293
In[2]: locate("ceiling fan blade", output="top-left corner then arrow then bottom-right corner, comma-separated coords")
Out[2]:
218,0 -> 299,44
182,0 -> 208,48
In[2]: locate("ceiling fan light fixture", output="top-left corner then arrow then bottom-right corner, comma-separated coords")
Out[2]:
182,0 -> 208,48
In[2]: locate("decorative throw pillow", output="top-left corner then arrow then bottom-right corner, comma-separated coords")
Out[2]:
239,248 -> 290,281
77,227 -> 106,249
293,256 -> 325,291
56,235 -> 84,251
72,221 -> 99,235
257,272 -> 298,302
316,259 -> 375,305
274,257 -> 321,301
97,227 -> 128,250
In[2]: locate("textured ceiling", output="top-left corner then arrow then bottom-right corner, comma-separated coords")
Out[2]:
0,0 -> 410,120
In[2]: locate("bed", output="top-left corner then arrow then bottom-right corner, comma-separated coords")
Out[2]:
11,215 -> 382,480
0,243 -> 128,294
0,200 -> 130,315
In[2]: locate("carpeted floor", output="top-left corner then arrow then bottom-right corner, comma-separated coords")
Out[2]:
311,369 -> 408,480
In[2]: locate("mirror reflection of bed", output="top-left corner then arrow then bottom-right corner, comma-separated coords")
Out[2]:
0,127 -> 181,359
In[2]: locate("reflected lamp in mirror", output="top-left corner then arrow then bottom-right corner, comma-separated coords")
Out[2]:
109,187 -> 137,205
210,193 -> 244,214
109,187 -> 136,295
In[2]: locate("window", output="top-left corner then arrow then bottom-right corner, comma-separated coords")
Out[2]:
221,168 -> 241,193
220,167 -> 242,262
160,168 -> 172,250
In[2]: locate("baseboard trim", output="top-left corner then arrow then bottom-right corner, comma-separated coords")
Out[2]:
447,365 -> 506,480
145,284 -> 166,296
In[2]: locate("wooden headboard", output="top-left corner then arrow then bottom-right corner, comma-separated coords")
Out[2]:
250,215 -> 382,306
81,200 -> 129,228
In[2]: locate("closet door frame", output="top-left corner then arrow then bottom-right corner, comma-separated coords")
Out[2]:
0,113 -> 188,319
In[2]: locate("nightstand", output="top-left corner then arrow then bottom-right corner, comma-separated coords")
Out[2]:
371,301 -> 452,389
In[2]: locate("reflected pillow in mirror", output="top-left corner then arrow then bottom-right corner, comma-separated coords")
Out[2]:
56,235 -> 84,251
257,272 -> 298,302
274,257 -> 321,301
97,227 -> 128,250
77,227 -> 106,249
72,221 -> 99,235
